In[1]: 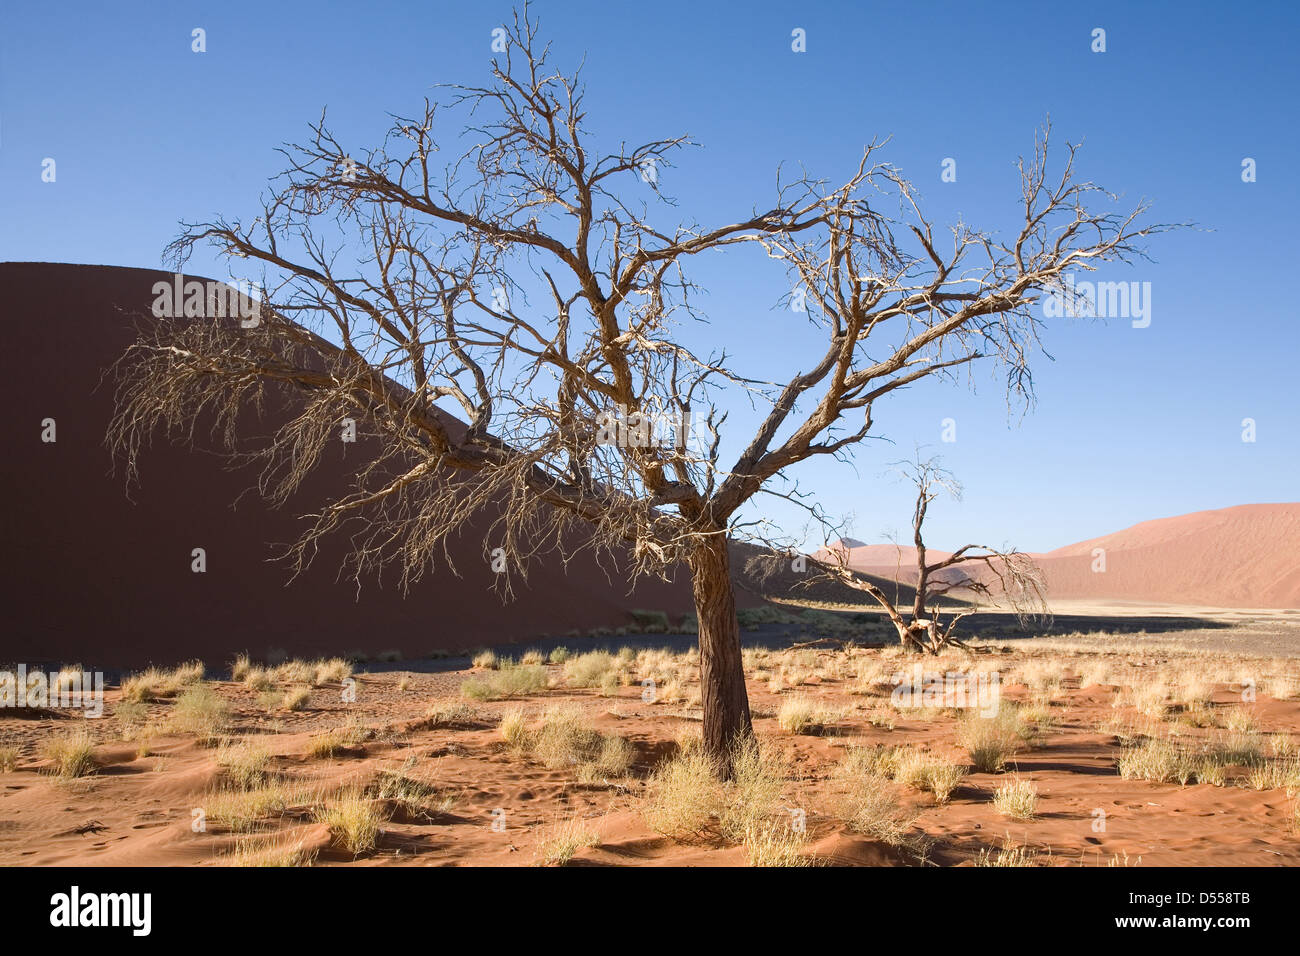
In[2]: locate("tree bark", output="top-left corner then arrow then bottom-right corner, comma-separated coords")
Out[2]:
688,534 -> 753,778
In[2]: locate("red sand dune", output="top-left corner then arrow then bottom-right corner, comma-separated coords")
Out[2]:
822,504 -> 1300,609
0,263 -> 717,669
1030,504 -> 1300,608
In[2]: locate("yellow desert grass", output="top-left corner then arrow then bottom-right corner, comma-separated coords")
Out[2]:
957,707 -> 1028,772
120,660 -> 205,702
975,833 -> 1042,867
307,719 -> 370,759
170,684 -> 229,740
534,814 -> 600,866
226,833 -> 318,867
281,685 -> 311,712
838,774 -> 917,846
992,777 -> 1039,819
743,819 -> 813,867
205,784 -> 303,832
563,650 -> 623,688
41,728 -> 96,778
215,738 -> 272,789
526,704 -> 634,780
313,658 -> 353,685
776,695 -> 840,734
1246,757 -> 1300,792
314,790 -> 386,856
643,737 -> 784,843
497,704 -> 634,782
891,750 -> 967,802
460,662 -> 549,700
499,706 -> 530,750
369,760 -> 457,818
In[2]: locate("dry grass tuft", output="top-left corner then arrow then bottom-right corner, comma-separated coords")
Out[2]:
226,833 -> 317,867
839,773 -> 918,846
170,684 -> 229,741
215,738 -> 272,789
314,790 -> 386,856
534,814 -> 600,866
281,686 -> 312,712
957,707 -> 1027,773
41,729 -> 96,778
460,662 -> 549,700
992,777 -> 1039,819
743,819 -> 813,867
975,833 -> 1042,867
121,661 -> 205,702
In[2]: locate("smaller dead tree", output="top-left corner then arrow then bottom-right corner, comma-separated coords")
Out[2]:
817,456 -> 1048,653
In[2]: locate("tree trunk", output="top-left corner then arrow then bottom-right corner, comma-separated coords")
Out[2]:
688,534 -> 753,778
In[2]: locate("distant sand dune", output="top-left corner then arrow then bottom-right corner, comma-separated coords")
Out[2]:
820,503 -> 1300,609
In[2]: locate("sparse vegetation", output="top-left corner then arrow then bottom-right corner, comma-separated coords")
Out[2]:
215,738 -> 272,789
121,661 -> 204,702
992,777 -> 1039,819
369,759 -> 457,818
308,720 -> 369,759
171,684 -> 229,740
743,819 -> 812,867
563,650 -> 621,688
957,707 -> 1026,773
839,772 -> 917,846
460,662 -> 549,700
777,695 -> 836,734
315,791 -> 386,856
535,815 -> 600,865
41,729 -> 96,778
975,834 -> 1042,867
281,686 -> 312,712
226,834 -> 317,867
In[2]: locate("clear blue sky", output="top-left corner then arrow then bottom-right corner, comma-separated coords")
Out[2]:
2,0 -> 1296,552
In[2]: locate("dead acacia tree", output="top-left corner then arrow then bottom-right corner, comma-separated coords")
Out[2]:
817,456 -> 1049,653
108,7 -> 1173,775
